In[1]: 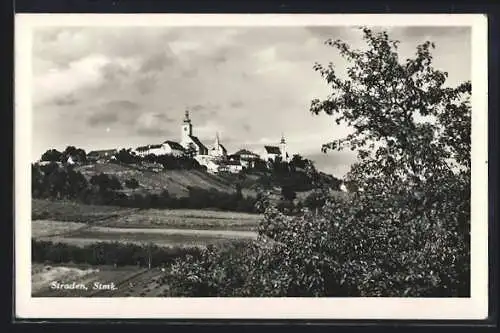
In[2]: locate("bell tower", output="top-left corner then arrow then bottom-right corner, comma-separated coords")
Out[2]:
279,133 -> 288,162
181,110 -> 192,147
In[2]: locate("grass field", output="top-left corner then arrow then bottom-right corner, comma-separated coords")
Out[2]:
31,199 -> 262,296
75,163 -> 254,197
32,199 -> 262,231
32,199 -> 261,248
32,220 -> 88,237
40,227 -> 256,248
32,199 -> 139,222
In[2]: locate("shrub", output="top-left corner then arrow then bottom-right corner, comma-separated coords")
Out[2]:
125,178 -> 140,189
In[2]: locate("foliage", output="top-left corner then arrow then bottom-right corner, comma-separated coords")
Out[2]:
32,240 -> 203,267
114,149 -> 139,164
143,154 -> 202,170
41,149 -> 63,162
163,27 -> 470,297
32,162 -> 89,200
125,178 -> 140,189
90,173 -> 123,191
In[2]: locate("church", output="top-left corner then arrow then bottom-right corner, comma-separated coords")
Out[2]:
180,110 -> 208,155
264,134 -> 289,162
131,109 -> 290,173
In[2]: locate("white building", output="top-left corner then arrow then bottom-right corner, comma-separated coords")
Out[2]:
264,145 -> 282,162
87,149 -> 118,162
180,110 -> 208,156
231,149 -> 260,168
264,134 -> 289,162
209,132 -> 227,158
133,141 -> 185,157
162,141 -> 186,157
226,160 -> 243,173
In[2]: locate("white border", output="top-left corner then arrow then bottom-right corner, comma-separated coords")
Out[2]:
15,14 -> 489,320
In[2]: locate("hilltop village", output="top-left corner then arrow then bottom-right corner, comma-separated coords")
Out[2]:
87,110 -> 291,174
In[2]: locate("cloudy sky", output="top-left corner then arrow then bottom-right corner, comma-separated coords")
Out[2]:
32,25 -> 470,177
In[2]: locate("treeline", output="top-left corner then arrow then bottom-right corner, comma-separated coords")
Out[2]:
32,240 -> 203,267
32,162 -> 259,213
249,154 -> 342,193
115,187 -> 258,213
40,146 -> 87,163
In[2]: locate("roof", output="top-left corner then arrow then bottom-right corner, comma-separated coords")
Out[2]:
163,141 -> 185,151
189,135 -> 208,151
88,149 -> 117,156
264,146 -> 281,154
225,160 -> 242,166
135,146 -> 150,152
212,144 -> 227,153
235,149 -> 257,156
149,144 -> 162,149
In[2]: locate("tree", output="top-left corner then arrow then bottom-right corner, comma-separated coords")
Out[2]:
289,154 -> 308,170
60,146 -> 87,164
40,149 -> 62,162
310,27 -> 470,192
280,185 -> 296,201
125,178 -> 140,189
185,143 -> 197,159
163,27 -> 470,298
116,149 -> 139,164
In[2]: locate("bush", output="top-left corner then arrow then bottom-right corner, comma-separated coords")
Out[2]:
32,240 -> 203,267
125,178 -> 140,189
166,181 -> 469,297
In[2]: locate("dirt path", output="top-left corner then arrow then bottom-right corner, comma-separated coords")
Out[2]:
87,226 -> 257,239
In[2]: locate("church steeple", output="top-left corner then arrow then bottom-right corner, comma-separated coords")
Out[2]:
181,109 -> 193,146
183,109 -> 191,123
215,132 -> 220,147
279,132 -> 288,161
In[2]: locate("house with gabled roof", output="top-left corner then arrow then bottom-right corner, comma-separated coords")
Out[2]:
87,149 -> 118,162
231,149 -> 260,168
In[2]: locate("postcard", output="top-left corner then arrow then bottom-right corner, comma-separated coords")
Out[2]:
15,13 -> 488,319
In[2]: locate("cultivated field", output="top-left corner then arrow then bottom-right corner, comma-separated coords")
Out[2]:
32,199 -> 261,230
32,199 -> 261,247
31,199 -> 262,296
32,199 -> 139,222
32,220 -> 88,238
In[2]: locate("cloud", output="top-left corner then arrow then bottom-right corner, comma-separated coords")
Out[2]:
50,93 -> 79,106
134,112 -> 176,138
305,151 -> 358,178
32,25 -> 471,175
85,100 -> 140,126
140,51 -> 173,73
87,111 -> 119,126
229,101 -> 244,108
399,26 -> 470,38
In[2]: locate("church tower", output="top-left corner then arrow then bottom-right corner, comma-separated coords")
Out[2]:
181,110 -> 192,147
214,132 -> 220,149
279,133 -> 288,162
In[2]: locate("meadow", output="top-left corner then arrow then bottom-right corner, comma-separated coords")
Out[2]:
31,198 -> 262,296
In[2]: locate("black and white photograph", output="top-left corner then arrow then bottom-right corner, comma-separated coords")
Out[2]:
15,14 -> 488,319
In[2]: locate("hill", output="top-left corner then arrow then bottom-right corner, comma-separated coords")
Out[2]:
75,163 -> 257,198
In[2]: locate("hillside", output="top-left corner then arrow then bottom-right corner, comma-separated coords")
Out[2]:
75,163 -> 257,198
